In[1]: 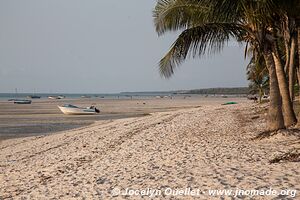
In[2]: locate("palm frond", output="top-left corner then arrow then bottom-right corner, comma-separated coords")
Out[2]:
153,0 -> 210,35
159,23 -> 245,78
202,0 -> 247,22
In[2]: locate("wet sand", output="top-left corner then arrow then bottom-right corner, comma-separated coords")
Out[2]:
0,96 -> 244,140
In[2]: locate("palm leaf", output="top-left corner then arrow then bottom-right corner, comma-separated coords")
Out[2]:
159,23 -> 245,78
153,0 -> 210,35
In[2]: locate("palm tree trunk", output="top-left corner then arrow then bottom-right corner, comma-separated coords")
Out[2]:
297,67 -> 300,97
284,38 -> 290,74
296,42 -> 300,97
272,44 -> 297,127
259,87 -> 263,103
297,27 -> 300,127
289,35 -> 296,100
263,52 -> 285,131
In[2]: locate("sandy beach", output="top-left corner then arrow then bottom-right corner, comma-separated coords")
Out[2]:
2,0 -> 300,199
1,99 -> 299,199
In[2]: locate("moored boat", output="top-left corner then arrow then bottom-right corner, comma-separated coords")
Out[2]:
48,96 -> 63,99
27,95 -> 41,99
13,99 -> 32,104
58,104 -> 100,115
81,95 -> 91,98
58,95 -> 66,99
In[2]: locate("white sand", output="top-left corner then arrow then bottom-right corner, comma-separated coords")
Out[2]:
0,103 -> 299,199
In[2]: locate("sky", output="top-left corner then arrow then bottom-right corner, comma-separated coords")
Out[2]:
0,0 -> 248,93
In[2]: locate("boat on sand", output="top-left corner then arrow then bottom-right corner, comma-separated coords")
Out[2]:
13,99 -> 32,104
48,96 -> 65,99
58,104 -> 100,115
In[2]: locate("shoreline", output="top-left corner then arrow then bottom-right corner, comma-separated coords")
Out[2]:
0,113 -> 150,141
0,97 -> 244,140
1,102 -> 299,199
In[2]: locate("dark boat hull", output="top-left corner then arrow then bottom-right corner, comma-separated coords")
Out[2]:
27,95 -> 41,99
14,100 -> 32,104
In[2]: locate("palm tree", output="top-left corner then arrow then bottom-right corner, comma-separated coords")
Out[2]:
274,0 -> 300,90
273,0 -> 300,126
153,0 -> 286,131
268,1 -> 298,126
263,48 -> 285,130
247,55 -> 269,103
207,0 -> 297,127
270,34 -> 297,126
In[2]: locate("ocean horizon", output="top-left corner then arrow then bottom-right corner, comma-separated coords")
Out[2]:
0,92 -> 178,100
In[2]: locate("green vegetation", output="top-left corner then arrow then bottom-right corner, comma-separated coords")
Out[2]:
121,87 -> 249,95
247,55 -> 269,103
181,87 -> 249,95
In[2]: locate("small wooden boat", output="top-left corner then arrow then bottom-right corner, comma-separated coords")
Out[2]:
58,95 -> 66,99
14,99 -> 32,104
58,104 -> 100,115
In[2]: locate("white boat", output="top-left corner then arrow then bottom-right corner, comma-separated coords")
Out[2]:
81,95 -> 91,98
48,96 -> 65,99
49,96 -> 60,99
58,95 -> 66,99
58,104 -> 100,115
14,99 -> 32,104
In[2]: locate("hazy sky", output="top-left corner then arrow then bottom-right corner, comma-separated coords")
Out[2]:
0,0 -> 248,93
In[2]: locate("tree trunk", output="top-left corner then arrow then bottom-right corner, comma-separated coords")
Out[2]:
296,43 -> 300,97
259,87 -> 263,103
297,67 -> 300,97
263,52 -> 285,131
297,27 -> 300,127
289,35 -> 296,100
272,44 -> 297,127
284,37 -> 290,74
284,16 -> 290,74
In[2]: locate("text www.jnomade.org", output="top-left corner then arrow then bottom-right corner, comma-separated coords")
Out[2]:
109,187 -> 297,198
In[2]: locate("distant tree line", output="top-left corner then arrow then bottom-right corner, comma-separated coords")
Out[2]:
179,87 -> 249,95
